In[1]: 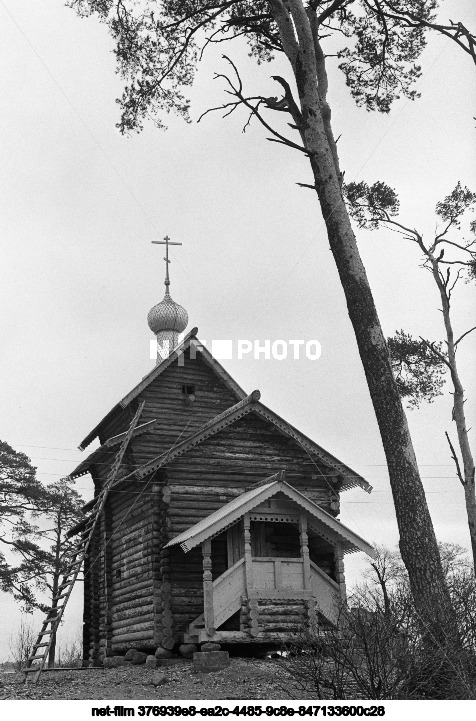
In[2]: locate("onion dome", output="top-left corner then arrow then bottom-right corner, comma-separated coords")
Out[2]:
149,235 -> 188,363
147,291 -> 188,336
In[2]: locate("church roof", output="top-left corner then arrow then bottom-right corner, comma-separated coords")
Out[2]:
134,391 -> 372,493
78,328 -> 246,450
70,419 -> 158,480
165,474 -> 375,557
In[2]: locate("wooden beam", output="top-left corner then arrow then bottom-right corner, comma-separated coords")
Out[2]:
243,513 -> 253,591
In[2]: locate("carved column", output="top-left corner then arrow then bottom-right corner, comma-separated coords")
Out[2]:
202,538 -> 214,637
299,514 -> 311,590
334,543 -> 347,600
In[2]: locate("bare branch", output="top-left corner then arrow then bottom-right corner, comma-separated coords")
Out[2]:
315,0 -> 350,26
445,431 -> 465,487
434,238 -> 476,255
198,56 -> 307,154
296,182 -> 317,189
447,268 -> 462,301
419,336 -> 452,371
454,326 -> 476,348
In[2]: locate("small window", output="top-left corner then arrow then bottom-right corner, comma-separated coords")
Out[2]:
182,384 -> 195,396
115,568 -> 122,580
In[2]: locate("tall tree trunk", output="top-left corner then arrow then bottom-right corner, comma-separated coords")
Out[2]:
270,0 -> 459,646
431,259 -> 476,570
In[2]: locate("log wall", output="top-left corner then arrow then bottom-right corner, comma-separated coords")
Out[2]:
109,477 -> 156,652
81,349 -> 346,653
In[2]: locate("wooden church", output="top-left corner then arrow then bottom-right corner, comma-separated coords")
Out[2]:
70,239 -> 374,665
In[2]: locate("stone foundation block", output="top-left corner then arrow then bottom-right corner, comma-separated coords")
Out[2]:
179,643 -> 198,659
145,655 -> 158,669
155,647 -> 173,659
201,642 -> 221,652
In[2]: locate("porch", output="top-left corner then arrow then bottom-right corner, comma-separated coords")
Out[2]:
165,475 -> 375,644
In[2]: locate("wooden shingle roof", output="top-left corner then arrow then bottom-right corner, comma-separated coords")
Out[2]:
134,391 -> 372,493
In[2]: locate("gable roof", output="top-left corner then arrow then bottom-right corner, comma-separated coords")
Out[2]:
78,328 -> 247,450
165,475 -> 375,557
135,391 -> 372,493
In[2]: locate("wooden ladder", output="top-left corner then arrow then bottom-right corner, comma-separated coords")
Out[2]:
23,402 -> 145,685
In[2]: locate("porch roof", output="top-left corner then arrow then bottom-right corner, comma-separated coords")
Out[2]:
165,474 -> 375,558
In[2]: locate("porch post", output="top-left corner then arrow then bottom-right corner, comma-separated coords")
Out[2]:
202,538 -> 214,637
299,514 -> 311,590
334,543 -> 347,600
243,513 -> 253,591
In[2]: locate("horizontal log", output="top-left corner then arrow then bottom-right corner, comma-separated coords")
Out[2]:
112,588 -> 154,607
111,628 -> 155,643
112,578 -> 153,599
111,615 -> 155,631
257,604 -> 307,614
169,485 -> 242,497
112,603 -> 154,621
169,594 -> 203,604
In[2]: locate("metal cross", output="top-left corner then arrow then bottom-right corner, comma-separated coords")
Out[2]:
151,235 -> 182,289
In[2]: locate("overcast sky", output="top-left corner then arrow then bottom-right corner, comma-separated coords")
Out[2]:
0,0 -> 475,661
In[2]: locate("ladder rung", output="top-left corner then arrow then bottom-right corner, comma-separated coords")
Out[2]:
54,593 -> 67,601
24,666 -> 41,673
28,654 -> 46,661
35,643 -> 49,648
47,610 -> 63,620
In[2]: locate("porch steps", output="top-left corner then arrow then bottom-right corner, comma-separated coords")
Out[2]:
184,613 -> 205,644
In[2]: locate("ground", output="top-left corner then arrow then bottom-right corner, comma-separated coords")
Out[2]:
0,658 -> 306,700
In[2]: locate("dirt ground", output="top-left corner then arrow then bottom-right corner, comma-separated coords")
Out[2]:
0,658 -> 307,701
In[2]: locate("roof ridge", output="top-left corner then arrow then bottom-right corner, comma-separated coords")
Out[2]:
199,389 -> 261,432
